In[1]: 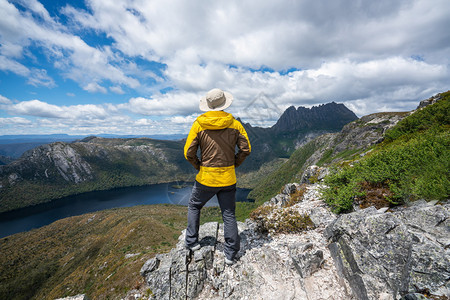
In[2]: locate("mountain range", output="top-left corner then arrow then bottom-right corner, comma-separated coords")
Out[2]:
0,102 -> 357,213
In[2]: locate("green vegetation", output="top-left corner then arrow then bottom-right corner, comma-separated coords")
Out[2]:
322,94 -> 450,213
317,147 -> 362,166
0,205 -> 188,300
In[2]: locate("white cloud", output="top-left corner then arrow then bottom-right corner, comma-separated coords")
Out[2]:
167,115 -> 197,125
120,92 -> 200,116
159,56 -> 448,121
63,0 -> 450,69
0,0 -> 141,91
0,55 -> 30,76
7,99 -> 112,120
0,117 -> 32,125
1,0 -> 450,134
110,86 -> 125,94
83,82 -> 107,94
10,100 -> 64,118
27,68 -> 56,88
0,94 -> 13,105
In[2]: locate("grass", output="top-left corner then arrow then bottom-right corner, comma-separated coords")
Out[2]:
0,204 -> 188,300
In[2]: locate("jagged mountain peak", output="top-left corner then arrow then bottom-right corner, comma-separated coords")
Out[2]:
271,102 -> 358,133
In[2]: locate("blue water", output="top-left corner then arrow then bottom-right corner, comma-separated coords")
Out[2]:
0,183 -> 250,238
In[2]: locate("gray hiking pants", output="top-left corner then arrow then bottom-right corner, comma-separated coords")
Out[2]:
185,181 -> 240,260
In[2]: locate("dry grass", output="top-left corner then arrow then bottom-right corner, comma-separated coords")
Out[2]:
356,181 -> 393,209
0,204 -> 188,300
285,184 -> 308,207
250,204 -> 314,234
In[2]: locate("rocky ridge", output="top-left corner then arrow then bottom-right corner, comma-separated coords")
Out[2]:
139,178 -> 449,299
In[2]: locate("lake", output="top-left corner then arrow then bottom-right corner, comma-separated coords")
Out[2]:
0,182 -> 251,238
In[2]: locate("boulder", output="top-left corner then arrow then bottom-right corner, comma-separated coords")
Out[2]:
326,203 -> 450,299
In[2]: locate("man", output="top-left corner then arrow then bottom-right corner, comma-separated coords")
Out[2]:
184,88 -> 251,265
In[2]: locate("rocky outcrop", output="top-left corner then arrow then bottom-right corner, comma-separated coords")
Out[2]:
325,201 -> 450,300
286,111 -> 409,184
140,184 -> 354,300
332,111 -> 408,154
416,91 -> 448,109
140,182 -> 449,300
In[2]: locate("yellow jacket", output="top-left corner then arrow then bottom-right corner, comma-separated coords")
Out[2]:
184,111 -> 251,187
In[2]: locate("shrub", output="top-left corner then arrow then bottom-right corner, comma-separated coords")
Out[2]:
322,101 -> 450,213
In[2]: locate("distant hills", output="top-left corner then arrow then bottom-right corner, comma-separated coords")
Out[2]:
0,102 -> 357,212
0,134 -> 186,159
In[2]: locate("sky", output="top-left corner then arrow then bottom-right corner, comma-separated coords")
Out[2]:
0,0 -> 449,136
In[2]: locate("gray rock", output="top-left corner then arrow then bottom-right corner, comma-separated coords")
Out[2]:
326,203 -> 450,299
377,207 -> 389,213
281,183 -> 299,195
300,165 -> 329,184
309,206 -> 337,227
416,91 -> 445,109
399,293 -> 430,300
289,242 -> 324,278
141,222 -> 219,299
268,193 -> 290,207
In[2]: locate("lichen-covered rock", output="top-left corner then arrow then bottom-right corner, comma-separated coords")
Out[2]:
140,222 -> 219,300
300,165 -> 329,184
141,184 -> 353,300
141,183 -> 449,300
326,202 -> 450,299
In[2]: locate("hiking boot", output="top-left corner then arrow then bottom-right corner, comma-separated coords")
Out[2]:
224,257 -> 235,265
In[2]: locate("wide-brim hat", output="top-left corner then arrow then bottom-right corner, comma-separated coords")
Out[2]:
199,88 -> 233,111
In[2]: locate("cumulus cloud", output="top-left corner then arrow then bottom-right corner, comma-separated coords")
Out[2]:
83,82 -> 107,94
0,0 -> 141,90
120,92 -> 200,116
0,55 -> 30,77
7,99 -> 112,120
63,0 -> 450,69
110,86 -> 125,94
59,0 -> 450,119
1,0 -> 449,134
0,117 -> 32,125
0,94 -> 13,105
